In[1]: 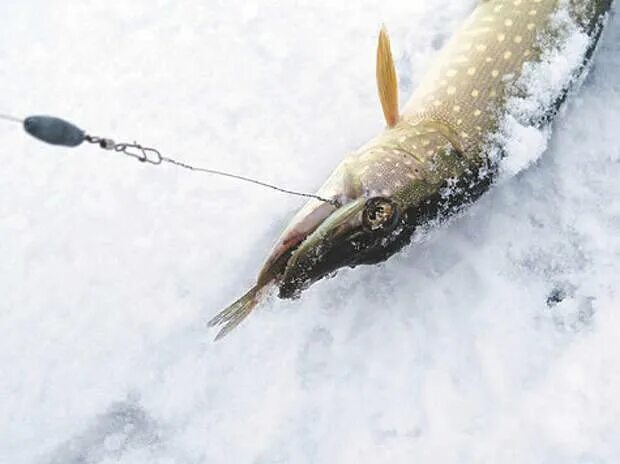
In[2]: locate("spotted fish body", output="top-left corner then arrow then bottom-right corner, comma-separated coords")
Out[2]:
208,0 -> 613,339
325,0 -> 611,217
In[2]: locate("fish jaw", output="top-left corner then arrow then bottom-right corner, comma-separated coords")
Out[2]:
276,196 -> 415,299
255,156 -> 365,287
257,190 -> 401,299
276,197 -> 367,298
256,200 -> 338,287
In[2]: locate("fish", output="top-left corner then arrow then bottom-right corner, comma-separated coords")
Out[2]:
208,0 -> 614,340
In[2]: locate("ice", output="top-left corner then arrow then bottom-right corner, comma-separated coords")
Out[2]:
0,1 -> 619,463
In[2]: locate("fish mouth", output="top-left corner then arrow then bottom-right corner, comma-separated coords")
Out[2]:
256,201 -> 338,287
256,198 -> 366,297
277,197 -> 367,298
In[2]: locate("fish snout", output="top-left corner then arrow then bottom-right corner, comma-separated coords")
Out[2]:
257,201 -> 338,287
277,197 -> 369,298
277,197 -> 409,298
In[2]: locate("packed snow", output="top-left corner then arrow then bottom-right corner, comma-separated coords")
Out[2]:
0,1 -> 619,463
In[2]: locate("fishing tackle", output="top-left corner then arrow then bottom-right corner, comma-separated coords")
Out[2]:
0,113 -> 337,206
23,115 -> 86,147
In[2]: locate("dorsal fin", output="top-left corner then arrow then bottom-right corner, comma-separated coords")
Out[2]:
376,26 -> 400,128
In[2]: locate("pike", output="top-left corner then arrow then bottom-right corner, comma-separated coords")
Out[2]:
208,0 -> 613,339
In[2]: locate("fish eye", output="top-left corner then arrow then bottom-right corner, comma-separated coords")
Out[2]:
362,197 -> 399,232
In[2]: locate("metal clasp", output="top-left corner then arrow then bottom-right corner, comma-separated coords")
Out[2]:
114,142 -> 163,165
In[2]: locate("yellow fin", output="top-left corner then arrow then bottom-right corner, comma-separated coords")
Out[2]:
376,26 -> 400,128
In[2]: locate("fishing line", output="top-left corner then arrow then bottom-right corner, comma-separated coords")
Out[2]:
0,113 -> 24,124
1,113 -> 339,207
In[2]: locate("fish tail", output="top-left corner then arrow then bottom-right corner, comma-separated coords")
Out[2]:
208,285 -> 260,340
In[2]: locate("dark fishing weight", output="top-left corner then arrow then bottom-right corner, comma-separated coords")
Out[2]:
0,113 -> 338,206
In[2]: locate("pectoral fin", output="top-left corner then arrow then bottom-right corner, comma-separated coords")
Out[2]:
376,26 -> 400,128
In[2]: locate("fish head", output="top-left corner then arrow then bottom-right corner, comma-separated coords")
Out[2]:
257,150 -> 419,299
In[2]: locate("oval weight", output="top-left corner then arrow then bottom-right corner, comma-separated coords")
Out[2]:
23,115 -> 85,147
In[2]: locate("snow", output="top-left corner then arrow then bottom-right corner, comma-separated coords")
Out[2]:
0,1 -> 619,463
497,3 -> 594,178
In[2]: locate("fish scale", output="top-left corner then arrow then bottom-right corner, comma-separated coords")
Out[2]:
404,0 -> 557,146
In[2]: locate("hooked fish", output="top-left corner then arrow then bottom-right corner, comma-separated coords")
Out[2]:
208,0 -> 613,339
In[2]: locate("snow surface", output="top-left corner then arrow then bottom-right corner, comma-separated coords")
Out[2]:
0,1 -> 619,463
